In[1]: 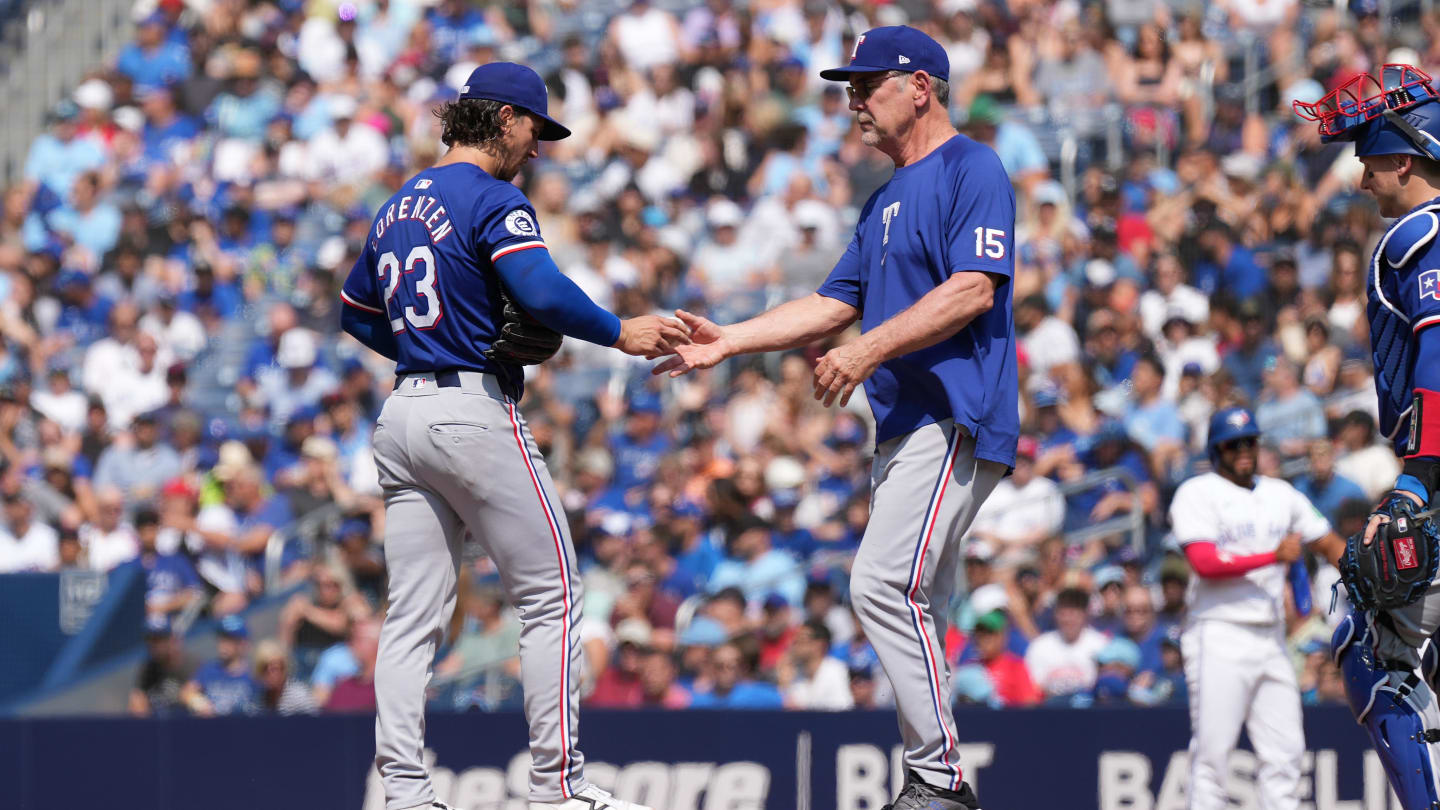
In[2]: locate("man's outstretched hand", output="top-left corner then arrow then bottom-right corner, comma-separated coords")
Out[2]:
614,314 -> 692,359
652,310 -> 735,377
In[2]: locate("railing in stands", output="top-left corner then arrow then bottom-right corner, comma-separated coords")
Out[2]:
969,465 -> 1148,556
0,0 -> 133,186
262,502 -> 346,594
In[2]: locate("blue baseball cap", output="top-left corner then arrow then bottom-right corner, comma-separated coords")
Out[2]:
218,615 -> 249,639
678,616 -> 728,648
458,62 -> 570,141
338,517 -> 370,539
630,392 -> 662,415
819,26 -> 949,82
1096,638 -> 1142,670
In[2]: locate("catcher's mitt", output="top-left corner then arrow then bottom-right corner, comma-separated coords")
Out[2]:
484,288 -> 563,365
1338,495 -> 1440,611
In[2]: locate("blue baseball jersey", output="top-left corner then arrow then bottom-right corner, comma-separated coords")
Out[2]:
193,660 -> 259,715
817,134 -> 1019,467
340,163 -> 547,376
1367,197 -> 1440,454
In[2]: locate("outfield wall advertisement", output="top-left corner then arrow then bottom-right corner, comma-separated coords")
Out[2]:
0,707 -> 1402,810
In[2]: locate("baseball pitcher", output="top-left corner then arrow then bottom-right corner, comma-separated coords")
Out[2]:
657,26 -> 1017,810
1295,65 -> 1440,807
339,62 -> 687,810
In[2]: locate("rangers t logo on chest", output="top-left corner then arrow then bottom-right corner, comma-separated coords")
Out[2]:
1422,269 -> 1440,300
882,202 -> 900,245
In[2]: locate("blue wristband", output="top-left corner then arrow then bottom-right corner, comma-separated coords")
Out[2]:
1395,473 -> 1430,506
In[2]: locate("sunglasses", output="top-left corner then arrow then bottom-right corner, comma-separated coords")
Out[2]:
1218,436 -> 1258,452
1294,64 -> 1440,139
846,71 -> 905,103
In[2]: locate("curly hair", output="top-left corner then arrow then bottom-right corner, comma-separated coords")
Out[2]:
434,98 -> 512,149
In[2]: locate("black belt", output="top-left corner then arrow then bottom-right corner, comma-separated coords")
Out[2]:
394,369 -> 520,401
394,370 -> 464,390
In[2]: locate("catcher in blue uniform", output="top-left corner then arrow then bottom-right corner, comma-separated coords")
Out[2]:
1295,64 -> 1440,807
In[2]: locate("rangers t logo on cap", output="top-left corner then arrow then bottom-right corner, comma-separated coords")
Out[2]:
824,26 -> 949,82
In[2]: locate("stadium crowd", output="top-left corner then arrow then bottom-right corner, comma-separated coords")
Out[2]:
0,0 -> 1416,714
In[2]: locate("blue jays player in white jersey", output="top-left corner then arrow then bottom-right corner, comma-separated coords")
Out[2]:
1296,65 -> 1440,807
1169,407 -> 1344,810
657,26 -> 1016,810
339,62 -> 687,810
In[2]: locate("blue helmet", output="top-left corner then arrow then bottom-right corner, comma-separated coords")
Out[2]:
1353,98 -> 1440,158
1207,407 -> 1260,462
1294,64 -> 1440,159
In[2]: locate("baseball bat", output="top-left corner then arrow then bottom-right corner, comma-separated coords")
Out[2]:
1289,559 -> 1312,617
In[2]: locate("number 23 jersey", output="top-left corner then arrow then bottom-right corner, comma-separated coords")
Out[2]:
340,162 -> 548,375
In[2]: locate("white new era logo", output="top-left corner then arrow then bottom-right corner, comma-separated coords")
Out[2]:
462,85 -> 470,93
898,55 -> 910,64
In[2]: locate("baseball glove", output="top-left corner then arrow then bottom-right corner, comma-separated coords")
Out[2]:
1338,495 -> 1440,611
484,288 -> 563,366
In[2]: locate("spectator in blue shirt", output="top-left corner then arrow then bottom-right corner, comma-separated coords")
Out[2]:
24,102 -> 106,197
659,501 -> 721,599
177,261 -> 244,319
1085,310 -> 1139,393
122,506 -> 201,618
1123,354 -> 1187,475
1292,438 -> 1367,525
706,516 -> 805,608
46,172 -> 121,260
93,412 -> 182,503
1193,222 -> 1265,300
966,96 -> 1048,191
140,85 -> 199,163
769,488 -> 815,561
1119,585 -> 1166,675
206,53 -> 281,141
1065,422 -> 1158,531
116,15 -> 191,88
182,615 -> 259,716
690,640 -> 784,709
426,0 -> 491,63
51,271 -> 114,348
609,391 -> 671,494
1256,357 -> 1327,460
1221,300 -> 1280,401
796,85 -> 851,159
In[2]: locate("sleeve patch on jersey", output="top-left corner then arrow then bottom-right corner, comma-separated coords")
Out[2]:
505,209 -> 538,238
1422,269 -> 1440,301
1385,210 -> 1439,268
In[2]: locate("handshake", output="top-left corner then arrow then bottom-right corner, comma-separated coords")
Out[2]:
611,312 -> 694,359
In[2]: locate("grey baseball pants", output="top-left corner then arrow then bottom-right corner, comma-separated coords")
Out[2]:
850,419 -> 1006,794
371,371 -> 586,809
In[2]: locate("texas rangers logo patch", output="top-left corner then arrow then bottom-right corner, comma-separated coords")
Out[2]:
505,210 -> 537,237
1421,269 -> 1440,301
850,34 -> 865,61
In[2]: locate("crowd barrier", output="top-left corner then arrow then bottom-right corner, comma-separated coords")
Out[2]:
0,705 -> 1400,809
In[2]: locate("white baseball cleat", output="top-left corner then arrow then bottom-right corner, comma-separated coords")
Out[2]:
529,785 -> 654,810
